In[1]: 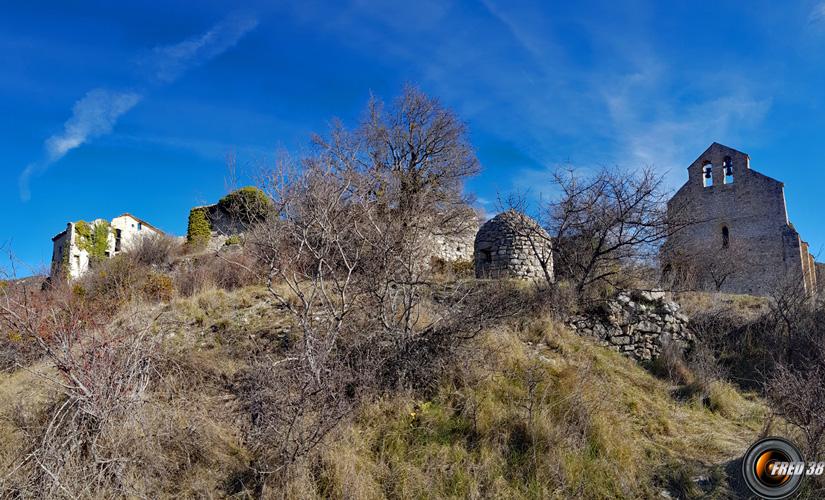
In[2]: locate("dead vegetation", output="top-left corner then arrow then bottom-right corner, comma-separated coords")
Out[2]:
0,279 -> 772,498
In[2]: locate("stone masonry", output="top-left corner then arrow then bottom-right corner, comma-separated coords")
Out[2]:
662,143 -> 817,297
568,290 -> 694,362
50,213 -> 162,279
428,214 -> 479,263
474,210 -> 554,281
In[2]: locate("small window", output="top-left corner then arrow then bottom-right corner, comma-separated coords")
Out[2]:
481,249 -> 492,263
703,162 -> 713,187
137,222 -> 142,231
723,156 -> 734,184
722,226 -> 730,249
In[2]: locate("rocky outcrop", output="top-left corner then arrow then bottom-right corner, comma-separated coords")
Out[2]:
568,290 -> 693,362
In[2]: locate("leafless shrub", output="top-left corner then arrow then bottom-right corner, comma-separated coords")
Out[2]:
142,272 -> 174,302
127,232 -> 181,268
541,167 -> 692,304
686,343 -> 726,388
0,279 -> 58,371
0,268 -> 160,497
75,254 -> 146,308
238,86 -> 496,484
762,284 -> 825,465
650,341 -> 692,386
234,354 -> 357,489
766,364 -> 825,459
211,250 -> 264,291
173,259 -> 213,297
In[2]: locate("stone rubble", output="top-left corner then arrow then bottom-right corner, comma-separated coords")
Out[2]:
567,290 -> 694,362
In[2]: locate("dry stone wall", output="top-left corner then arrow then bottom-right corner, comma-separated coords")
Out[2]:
430,228 -> 477,263
474,210 -> 553,281
568,290 -> 694,362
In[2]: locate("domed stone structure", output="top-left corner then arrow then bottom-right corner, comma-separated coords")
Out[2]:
474,210 -> 554,281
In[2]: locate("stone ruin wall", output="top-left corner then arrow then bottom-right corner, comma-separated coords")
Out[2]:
202,203 -> 247,237
474,210 -> 553,281
568,290 -> 694,362
429,229 -> 477,263
663,143 -> 817,297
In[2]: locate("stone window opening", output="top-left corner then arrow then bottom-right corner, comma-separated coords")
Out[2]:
723,156 -> 734,184
722,226 -> 730,249
481,249 -> 492,263
115,229 -> 122,252
702,161 -> 713,187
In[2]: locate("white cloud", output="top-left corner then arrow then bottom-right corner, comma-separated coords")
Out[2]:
148,13 -> 259,83
18,89 -> 141,201
45,89 -> 141,161
19,13 -> 258,200
601,64 -> 771,189
810,2 -> 825,23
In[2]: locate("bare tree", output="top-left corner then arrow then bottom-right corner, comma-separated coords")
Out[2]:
661,244 -> 749,293
543,166 -> 690,301
238,87 -> 514,484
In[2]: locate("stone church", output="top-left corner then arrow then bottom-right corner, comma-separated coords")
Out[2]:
662,143 -> 817,297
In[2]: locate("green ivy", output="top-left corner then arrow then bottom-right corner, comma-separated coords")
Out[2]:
224,234 -> 242,246
75,220 -> 111,265
187,207 -> 212,248
60,245 -> 70,281
217,186 -> 272,224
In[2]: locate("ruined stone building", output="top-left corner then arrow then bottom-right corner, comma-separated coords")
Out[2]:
51,213 -> 163,279
662,143 -> 817,297
474,210 -> 554,281
187,187 -> 273,250
425,207 -> 480,264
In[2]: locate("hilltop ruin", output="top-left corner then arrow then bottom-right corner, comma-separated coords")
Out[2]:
662,143 -> 817,297
50,213 -> 162,279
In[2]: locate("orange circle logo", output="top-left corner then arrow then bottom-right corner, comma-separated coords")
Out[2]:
742,437 -> 804,499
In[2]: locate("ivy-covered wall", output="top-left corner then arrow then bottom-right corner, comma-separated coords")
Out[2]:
217,186 -> 272,224
186,187 -> 272,249
74,220 -> 111,264
187,207 -> 212,248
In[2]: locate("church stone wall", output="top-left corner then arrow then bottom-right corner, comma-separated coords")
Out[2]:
662,143 -> 816,297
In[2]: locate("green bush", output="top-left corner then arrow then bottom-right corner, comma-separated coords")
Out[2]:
217,187 -> 272,225
225,235 -> 242,246
187,207 -> 211,249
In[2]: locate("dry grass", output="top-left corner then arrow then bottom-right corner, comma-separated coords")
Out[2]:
0,285 -> 773,498
278,318 -> 769,499
674,291 -> 770,320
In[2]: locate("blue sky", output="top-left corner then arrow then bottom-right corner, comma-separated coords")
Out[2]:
2,0 -> 825,276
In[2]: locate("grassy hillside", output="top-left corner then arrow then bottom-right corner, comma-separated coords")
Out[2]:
0,285 -> 770,498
